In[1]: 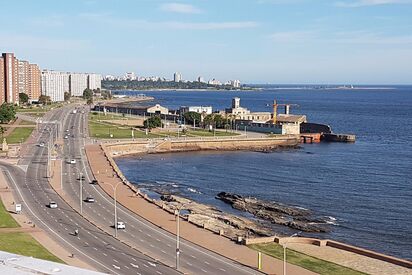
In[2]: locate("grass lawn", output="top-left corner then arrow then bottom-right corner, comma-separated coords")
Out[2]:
187,129 -> 240,137
90,112 -> 132,121
0,198 -> 63,263
0,233 -> 63,263
19,120 -> 36,126
89,121 -> 159,139
5,127 -> 35,144
0,200 -> 19,228
249,243 -> 366,275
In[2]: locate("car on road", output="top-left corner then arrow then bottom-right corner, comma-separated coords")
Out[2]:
67,159 -> 76,164
65,129 -> 69,132
64,135 -> 69,139
90,179 -> 98,185
116,221 -> 126,229
78,175 -> 86,181
49,201 -> 58,209
85,197 -> 95,203
39,142 -> 45,147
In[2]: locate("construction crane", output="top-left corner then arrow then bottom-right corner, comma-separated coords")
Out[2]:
272,100 -> 299,124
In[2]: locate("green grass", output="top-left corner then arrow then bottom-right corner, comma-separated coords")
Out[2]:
19,120 -> 36,125
0,233 -> 63,263
187,129 -> 240,137
5,127 -> 35,144
89,121 -> 159,139
249,243 -> 366,275
90,112 -> 132,121
0,200 -> 19,228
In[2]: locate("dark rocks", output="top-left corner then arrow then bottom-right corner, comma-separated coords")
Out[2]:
216,192 -> 330,233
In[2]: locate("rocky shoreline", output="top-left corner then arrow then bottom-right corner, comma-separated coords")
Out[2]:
152,190 -> 331,241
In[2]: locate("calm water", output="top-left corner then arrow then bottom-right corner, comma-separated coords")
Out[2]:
115,86 -> 412,260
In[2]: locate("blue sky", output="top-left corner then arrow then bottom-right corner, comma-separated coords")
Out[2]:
1,0 -> 411,84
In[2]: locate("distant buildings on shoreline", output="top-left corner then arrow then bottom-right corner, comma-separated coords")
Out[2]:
104,72 -> 241,88
1,52 -> 102,103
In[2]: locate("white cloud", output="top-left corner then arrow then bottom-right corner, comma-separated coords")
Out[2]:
335,0 -> 412,8
160,3 -> 202,14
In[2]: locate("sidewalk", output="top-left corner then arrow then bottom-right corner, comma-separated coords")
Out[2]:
85,144 -> 316,275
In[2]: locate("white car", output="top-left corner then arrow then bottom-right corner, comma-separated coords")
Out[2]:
64,135 -> 69,139
69,159 -> 76,164
39,142 -> 45,147
49,201 -> 58,209
116,221 -> 126,229
85,197 -> 95,203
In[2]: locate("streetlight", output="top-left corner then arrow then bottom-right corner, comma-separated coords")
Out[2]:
72,166 -> 88,215
175,203 -> 189,271
283,233 -> 299,275
100,181 -> 123,238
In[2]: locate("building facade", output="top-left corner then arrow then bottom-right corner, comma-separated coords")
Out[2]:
180,106 -> 213,115
88,73 -> 102,90
28,64 -> 41,100
41,70 -> 69,102
69,73 -> 88,96
174,72 -> 182,82
0,53 -> 19,104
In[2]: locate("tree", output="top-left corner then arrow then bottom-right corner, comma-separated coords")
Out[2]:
183,112 -> 201,126
83,88 -> 93,101
0,103 -> 16,123
0,126 -> 5,140
38,95 -> 51,105
143,116 -> 162,129
64,92 -> 71,101
19,93 -> 29,104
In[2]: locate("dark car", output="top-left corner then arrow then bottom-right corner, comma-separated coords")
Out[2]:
90,179 -> 98,185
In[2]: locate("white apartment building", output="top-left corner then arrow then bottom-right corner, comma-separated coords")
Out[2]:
69,73 -> 88,96
174,72 -> 182,82
88,73 -> 102,90
41,70 -> 69,102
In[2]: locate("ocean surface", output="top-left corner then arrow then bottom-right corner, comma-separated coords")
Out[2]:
114,86 -> 412,260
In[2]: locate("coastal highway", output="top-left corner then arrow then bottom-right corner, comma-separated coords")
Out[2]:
1,105 -> 179,275
60,105 -> 262,275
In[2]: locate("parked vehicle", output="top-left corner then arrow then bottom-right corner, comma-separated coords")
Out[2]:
90,179 -> 98,185
49,201 -> 58,209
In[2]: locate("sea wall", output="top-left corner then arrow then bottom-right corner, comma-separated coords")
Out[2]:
102,135 -> 299,157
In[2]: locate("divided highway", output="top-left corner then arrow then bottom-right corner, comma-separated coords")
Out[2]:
2,105 -> 261,274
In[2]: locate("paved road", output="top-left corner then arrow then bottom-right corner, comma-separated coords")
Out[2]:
2,106 -> 179,275
61,106 -> 261,274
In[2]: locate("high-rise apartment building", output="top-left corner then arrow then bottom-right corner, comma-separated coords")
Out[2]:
28,64 -> 41,100
88,74 -> 102,90
174,72 -> 182,82
41,70 -> 69,102
0,53 -> 19,104
1,53 -> 42,104
69,73 -> 88,97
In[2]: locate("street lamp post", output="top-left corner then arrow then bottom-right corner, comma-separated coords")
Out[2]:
175,203 -> 189,271
100,181 -> 122,238
72,166 -> 87,215
283,233 -> 299,275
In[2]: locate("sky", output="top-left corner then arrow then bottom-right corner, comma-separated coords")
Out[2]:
1,0 -> 411,84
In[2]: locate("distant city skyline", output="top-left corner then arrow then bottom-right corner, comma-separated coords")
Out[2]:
1,0 -> 412,84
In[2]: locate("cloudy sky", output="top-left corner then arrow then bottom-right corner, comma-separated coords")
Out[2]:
1,0 -> 411,84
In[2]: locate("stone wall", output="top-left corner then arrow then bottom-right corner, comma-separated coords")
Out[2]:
103,136 -> 299,157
